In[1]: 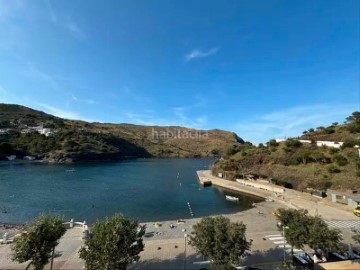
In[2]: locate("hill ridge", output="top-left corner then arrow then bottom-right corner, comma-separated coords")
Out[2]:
0,103 -> 243,162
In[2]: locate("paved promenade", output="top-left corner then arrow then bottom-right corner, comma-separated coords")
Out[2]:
0,227 -> 84,270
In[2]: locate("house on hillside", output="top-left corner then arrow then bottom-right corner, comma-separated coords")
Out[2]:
20,125 -> 54,137
39,128 -> 54,137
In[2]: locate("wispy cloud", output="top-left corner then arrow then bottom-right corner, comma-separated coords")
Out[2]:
233,103 -> 358,144
72,94 -> 96,105
0,85 -> 25,104
26,62 -> 60,90
36,102 -> 95,121
124,112 -> 156,126
124,107 -> 208,128
43,0 -> 57,23
43,1 -> 86,40
185,48 -> 218,62
66,19 -> 86,40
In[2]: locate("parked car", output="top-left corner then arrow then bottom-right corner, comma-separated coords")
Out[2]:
354,206 -> 360,217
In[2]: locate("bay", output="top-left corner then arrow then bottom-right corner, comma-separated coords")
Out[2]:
0,158 -> 263,224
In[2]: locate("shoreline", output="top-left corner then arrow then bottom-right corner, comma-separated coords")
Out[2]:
196,170 -> 272,199
0,155 -> 216,164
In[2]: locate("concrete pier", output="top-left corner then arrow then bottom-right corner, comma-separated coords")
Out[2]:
197,170 -> 271,199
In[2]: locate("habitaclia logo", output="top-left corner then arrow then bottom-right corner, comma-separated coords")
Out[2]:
151,128 -> 209,140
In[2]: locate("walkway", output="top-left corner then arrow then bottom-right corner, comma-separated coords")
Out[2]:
324,220 -> 360,229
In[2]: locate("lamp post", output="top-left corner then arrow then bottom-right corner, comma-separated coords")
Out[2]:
278,223 -> 289,266
184,233 -> 188,270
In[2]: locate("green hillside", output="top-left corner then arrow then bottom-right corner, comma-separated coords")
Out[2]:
212,112 -> 360,190
0,104 -> 243,162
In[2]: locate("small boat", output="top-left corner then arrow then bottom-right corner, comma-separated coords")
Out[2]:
225,195 -> 239,201
66,168 -> 75,173
6,155 -> 16,161
24,156 -> 35,161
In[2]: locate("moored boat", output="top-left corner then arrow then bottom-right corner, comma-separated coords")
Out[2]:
225,195 -> 239,201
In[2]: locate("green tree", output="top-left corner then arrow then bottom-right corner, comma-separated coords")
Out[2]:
307,216 -> 342,253
275,209 -> 309,257
189,216 -> 250,270
346,111 -> 360,132
276,210 -> 343,259
352,228 -> 360,245
284,139 -> 302,149
346,111 -> 360,125
79,214 -> 144,270
11,214 -> 66,270
267,139 -> 279,147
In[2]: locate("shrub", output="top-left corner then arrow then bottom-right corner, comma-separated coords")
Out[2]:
267,139 -> 279,147
332,154 -> 348,166
323,127 -> 335,134
328,148 -> 339,154
272,178 -> 293,189
327,165 -> 341,174
342,138 -> 360,149
285,139 -> 302,148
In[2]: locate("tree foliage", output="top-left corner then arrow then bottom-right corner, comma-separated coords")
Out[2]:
267,139 -> 279,147
11,214 -> 66,270
189,216 -> 250,270
276,209 -> 342,258
79,214 -> 144,270
307,216 -> 342,252
346,111 -> 360,133
276,209 -> 309,256
352,228 -> 360,246
284,139 -> 302,149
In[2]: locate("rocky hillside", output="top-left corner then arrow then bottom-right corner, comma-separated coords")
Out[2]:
299,112 -> 360,142
0,104 -> 243,162
212,112 -> 360,190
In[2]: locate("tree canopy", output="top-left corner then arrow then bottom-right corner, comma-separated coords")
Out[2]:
276,209 -> 310,256
11,214 -> 66,270
79,214 -> 145,270
307,215 -> 342,252
189,216 -> 250,270
352,228 -> 360,246
276,209 -> 342,258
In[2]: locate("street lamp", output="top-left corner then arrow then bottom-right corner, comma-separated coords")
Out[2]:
278,222 -> 289,266
183,233 -> 188,270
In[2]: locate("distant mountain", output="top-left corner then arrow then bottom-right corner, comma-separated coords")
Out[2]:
212,111 -> 360,190
0,103 -> 243,162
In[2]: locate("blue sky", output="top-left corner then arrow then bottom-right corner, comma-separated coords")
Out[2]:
0,0 -> 358,143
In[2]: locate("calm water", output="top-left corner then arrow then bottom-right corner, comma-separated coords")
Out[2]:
0,158 -> 263,224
